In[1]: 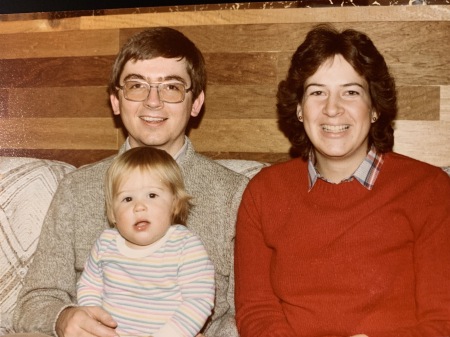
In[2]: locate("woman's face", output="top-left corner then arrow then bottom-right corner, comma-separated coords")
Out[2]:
299,54 -> 377,173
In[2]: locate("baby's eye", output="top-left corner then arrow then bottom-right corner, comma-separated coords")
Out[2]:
148,193 -> 157,198
122,196 -> 132,202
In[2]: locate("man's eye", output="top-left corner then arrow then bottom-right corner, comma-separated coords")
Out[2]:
164,83 -> 182,92
128,82 -> 146,90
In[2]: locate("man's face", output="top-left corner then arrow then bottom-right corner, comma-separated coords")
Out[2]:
110,57 -> 204,156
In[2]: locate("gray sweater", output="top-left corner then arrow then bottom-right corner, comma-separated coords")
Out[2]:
13,138 -> 248,337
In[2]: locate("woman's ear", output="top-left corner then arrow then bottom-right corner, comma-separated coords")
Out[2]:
371,110 -> 379,123
296,104 -> 303,122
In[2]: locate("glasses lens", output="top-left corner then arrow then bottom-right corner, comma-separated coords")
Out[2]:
122,81 -> 186,103
159,83 -> 185,103
123,81 -> 150,101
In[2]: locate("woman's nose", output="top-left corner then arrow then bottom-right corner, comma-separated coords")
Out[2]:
323,93 -> 343,117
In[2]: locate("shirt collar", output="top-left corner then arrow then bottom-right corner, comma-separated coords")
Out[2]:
124,136 -> 187,164
307,145 -> 384,191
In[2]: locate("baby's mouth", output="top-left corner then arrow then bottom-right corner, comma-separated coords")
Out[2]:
134,221 -> 150,230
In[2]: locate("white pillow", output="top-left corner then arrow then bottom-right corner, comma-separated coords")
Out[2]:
215,159 -> 269,179
0,157 -> 75,335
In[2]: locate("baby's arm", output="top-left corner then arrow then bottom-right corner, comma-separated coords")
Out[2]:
76,237 -> 104,306
153,232 -> 215,337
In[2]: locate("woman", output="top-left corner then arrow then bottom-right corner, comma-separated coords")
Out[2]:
234,24 -> 450,337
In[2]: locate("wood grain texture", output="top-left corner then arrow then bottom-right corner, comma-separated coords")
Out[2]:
8,87 -> 112,118
0,29 -> 119,59
0,5 -> 448,167
0,56 -> 115,88
0,118 -> 123,149
79,6 -> 450,30
441,86 -> 450,122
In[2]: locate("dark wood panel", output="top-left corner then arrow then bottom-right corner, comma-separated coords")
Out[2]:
205,52 -> 278,85
200,151 -> 291,164
0,56 -> 115,88
1,1 -> 449,18
0,89 -> 8,117
0,148 -> 116,167
8,86 -> 112,118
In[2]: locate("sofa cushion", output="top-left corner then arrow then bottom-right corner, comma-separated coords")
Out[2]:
0,157 -> 75,335
215,159 -> 269,179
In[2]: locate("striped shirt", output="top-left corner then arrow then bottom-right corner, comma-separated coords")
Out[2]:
308,145 -> 384,190
77,225 -> 215,337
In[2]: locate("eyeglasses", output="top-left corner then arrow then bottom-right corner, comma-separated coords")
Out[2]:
118,80 -> 192,103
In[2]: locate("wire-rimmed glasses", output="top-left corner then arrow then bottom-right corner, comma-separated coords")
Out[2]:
118,80 -> 192,103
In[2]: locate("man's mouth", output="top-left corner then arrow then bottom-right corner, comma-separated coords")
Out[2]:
140,116 -> 167,123
322,124 -> 350,133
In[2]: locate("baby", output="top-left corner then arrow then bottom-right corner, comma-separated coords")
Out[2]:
77,146 -> 215,337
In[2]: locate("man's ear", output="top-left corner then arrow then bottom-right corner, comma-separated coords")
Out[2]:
110,94 -> 121,116
191,91 -> 205,117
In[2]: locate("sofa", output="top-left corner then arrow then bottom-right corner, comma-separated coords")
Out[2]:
0,155 -> 449,334
0,155 -> 268,335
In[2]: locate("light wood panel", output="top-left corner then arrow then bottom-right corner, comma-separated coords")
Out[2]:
0,5 -> 449,167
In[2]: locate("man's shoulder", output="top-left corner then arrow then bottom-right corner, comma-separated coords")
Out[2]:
63,155 -> 115,180
184,152 -> 249,182
56,154 -> 116,194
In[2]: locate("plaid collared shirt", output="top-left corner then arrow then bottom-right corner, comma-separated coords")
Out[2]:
308,145 -> 384,191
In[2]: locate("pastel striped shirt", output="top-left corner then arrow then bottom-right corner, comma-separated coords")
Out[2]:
77,225 -> 215,337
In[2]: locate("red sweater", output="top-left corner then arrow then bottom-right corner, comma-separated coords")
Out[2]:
235,152 -> 450,337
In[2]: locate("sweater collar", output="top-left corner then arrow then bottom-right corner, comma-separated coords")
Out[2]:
307,145 -> 384,191
122,136 -> 189,164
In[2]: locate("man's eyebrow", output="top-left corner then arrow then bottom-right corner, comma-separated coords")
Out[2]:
122,74 -> 188,84
123,73 -> 146,82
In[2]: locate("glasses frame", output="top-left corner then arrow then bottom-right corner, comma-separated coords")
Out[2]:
117,80 -> 193,104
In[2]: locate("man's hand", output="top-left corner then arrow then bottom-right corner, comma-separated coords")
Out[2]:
55,306 -> 118,337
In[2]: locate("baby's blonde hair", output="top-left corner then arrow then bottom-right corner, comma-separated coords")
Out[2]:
104,147 -> 191,226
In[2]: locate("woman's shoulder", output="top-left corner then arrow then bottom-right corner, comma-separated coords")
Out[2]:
385,152 -> 448,176
383,152 -> 450,187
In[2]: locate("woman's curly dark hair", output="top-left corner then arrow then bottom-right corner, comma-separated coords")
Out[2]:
277,24 -> 397,159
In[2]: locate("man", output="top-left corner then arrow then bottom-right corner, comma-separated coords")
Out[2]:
13,27 -> 248,337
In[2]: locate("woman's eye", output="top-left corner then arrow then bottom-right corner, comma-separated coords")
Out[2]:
346,90 -> 360,96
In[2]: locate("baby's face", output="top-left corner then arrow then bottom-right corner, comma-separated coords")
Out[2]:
112,169 -> 175,249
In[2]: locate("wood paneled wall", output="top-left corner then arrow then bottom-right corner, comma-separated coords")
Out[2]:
0,5 -> 449,167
